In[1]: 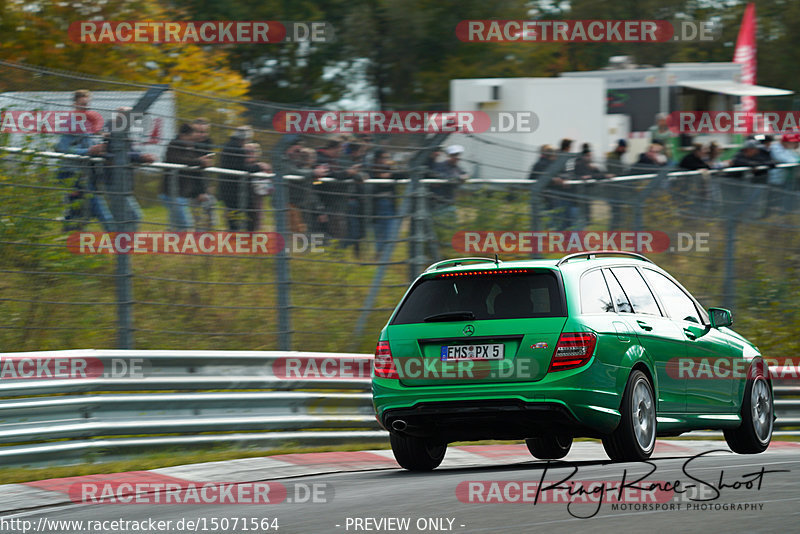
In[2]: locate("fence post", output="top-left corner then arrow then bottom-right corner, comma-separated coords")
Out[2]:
271,136 -> 293,351
107,85 -> 168,349
107,114 -> 134,349
409,170 -> 428,280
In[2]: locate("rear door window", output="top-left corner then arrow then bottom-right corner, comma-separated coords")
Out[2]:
609,267 -> 662,316
391,271 -> 565,324
602,268 -> 633,313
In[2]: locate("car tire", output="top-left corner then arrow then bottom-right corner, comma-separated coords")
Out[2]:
525,435 -> 572,460
724,374 -> 773,454
603,369 -> 656,462
390,434 -> 447,471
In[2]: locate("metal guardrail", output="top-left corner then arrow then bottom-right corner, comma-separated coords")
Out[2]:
0,350 -> 798,467
0,350 -> 383,467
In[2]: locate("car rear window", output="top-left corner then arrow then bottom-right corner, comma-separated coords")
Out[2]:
391,270 -> 565,325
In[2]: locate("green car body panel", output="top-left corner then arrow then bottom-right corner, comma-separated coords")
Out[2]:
372,253 -> 770,444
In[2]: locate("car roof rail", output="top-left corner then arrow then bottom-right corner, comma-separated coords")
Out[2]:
424,257 -> 500,272
556,250 -> 654,266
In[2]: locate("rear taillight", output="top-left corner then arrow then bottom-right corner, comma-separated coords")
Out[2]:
374,340 -> 399,379
549,332 -> 597,372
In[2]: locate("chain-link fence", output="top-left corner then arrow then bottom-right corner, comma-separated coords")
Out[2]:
2,61 -> 799,359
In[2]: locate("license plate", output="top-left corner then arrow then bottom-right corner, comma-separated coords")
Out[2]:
441,343 -> 504,361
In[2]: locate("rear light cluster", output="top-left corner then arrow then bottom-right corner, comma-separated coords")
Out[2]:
548,332 -> 597,372
374,340 -> 399,379
437,269 -> 530,278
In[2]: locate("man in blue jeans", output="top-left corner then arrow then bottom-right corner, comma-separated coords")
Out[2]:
55,89 -> 108,230
161,123 -> 213,230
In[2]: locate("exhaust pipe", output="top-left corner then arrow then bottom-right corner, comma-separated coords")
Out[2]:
391,420 -> 407,432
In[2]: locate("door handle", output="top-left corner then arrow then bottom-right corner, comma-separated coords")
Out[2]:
683,328 -> 697,340
636,320 -> 653,331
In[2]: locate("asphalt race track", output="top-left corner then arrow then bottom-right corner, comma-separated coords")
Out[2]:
3,441 -> 798,534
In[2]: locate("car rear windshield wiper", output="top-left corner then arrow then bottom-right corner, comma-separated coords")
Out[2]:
423,311 -> 476,322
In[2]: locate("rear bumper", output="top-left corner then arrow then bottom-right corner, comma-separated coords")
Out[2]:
381,399 -> 588,442
372,364 -> 624,440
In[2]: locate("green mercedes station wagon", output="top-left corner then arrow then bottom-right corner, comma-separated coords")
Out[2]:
371,252 -> 774,470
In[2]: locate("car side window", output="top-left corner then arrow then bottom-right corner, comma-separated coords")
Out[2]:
581,269 -> 614,313
609,267 -> 662,316
602,268 -> 633,313
642,269 -> 701,324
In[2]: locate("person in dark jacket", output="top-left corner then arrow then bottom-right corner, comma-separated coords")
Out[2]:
218,126 -> 252,230
191,117 -> 217,229
605,139 -> 629,176
316,139 -> 347,238
161,123 -> 213,230
340,142 -> 368,257
528,144 -> 557,180
679,143 -> 710,171
729,139 -> 775,183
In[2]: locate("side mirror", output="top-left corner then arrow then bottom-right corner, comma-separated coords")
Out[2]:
709,307 -> 732,328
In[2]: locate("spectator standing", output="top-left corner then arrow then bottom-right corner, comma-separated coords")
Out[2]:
768,133 -> 800,186
573,144 -> 609,225
544,139 -> 580,230
605,139 -> 628,176
634,143 -> 668,171
316,139 -> 347,239
191,118 -> 217,229
678,143 -> 711,206
243,142 -> 272,231
705,141 -> 727,169
283,139 -> 310,233
573,143 -> 610,180
768,134 -> 800,212
370,149 -> 400,257
56,89 -> 107,229
679,143 -> 710,171
297,147 -> 331,236
431,144 -> 468,212
649,112 -> 678,162
340,142 -> 368,258
730,139 -> 775,184
218,126 -> 252,231
528,144 -> 557,180
161,123 -> 213,230
96,107 -> 157,231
